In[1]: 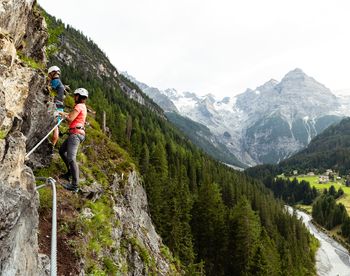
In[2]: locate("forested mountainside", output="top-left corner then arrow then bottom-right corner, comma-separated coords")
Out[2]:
39,9 -> 319,275
278,117 -> 350,175
165,112 -> 247,168
246,117 -> 350,178
123,72 -> 246,168
245,117 -> 350,247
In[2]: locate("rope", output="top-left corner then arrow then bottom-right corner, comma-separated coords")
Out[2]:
25,119 -> 64,159
36,177 -> 57,276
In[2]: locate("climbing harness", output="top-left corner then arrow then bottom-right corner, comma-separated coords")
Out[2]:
36,177 -> 57,276
25,119 -> 64,159
69,126 -> 85,132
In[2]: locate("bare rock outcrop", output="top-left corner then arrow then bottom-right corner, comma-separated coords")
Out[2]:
0,0 -> 50,274
111,171 -> 178,275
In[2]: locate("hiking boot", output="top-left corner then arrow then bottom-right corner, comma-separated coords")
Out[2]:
62,183 -> 79,193
59,172 -> 71,181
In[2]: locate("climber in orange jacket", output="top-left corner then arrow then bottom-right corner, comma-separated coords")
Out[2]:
58,88 -> 88,192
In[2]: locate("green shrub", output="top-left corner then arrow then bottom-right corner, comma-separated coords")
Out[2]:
38,188 -> 53,209
0,130 -> 7,139
64,95 -> 75,109
103,257 -> 118,274
88,116 -> 101,131
18,51 -> 45,70
40,8 -> 64,58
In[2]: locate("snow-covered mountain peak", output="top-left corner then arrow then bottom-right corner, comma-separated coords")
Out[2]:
265,78 -> 278,86
123,69 -> 349,166
277,68 -> 334,99
215,96 -> 238,113
219,97 -> 230,104
257,79 -> 278,92
202,93 -> 216,104
163,88 -> 181,99
283,68 -> 307,79
183,91 -> 198,99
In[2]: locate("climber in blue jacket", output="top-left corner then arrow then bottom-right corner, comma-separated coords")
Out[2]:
48,65 -> 65,146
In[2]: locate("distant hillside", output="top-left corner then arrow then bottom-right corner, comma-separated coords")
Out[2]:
279,117 -> 350,175
122,72 -> 179,113
166,112 -> 247,168
123,73 -> 245,167
246,118 -> 350,178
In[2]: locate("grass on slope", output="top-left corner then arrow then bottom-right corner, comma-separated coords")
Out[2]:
34,97 -> 181,275
296,175 -> 350,214
292,175 -> 350,251
35,111 -> 134,274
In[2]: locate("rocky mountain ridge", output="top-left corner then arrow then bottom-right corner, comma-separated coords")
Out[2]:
122,72 -> 246,168
122,72 -> 179,113
123,69 -> 348,166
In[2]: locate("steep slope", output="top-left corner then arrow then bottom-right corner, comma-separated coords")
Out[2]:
0,3 -> 322,275
0,0 -> 50,274
40,10 -> 320,276
35,110 -> 180,275
122,72 -> 245,168
279,117 -> 350,175
166,112 -> 247,168
125,69 -> 345,166
122,72 -> 179,113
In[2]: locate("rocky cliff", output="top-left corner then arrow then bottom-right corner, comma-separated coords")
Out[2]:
0,0 -> 50,274
111,172 -> 177,275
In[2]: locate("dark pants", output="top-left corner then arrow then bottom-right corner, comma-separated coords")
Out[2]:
59,134 -> 85,186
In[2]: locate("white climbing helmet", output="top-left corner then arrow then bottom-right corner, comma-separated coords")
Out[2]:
74,88 -> 89,98
48,65 -> 60,74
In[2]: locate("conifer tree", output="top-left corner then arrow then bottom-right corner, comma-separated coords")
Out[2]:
191,182 -> 228,275
230,197 -> 261,275
140,143 -> 150,174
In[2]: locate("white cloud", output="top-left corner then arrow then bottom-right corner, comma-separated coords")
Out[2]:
38,0 -> 350,97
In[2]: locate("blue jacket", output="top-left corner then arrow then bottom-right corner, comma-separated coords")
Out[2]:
50,78 -> 65,107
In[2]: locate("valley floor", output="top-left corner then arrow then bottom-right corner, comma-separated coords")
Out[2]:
295,175 -> 350,214
293,208 -> 350,276
297,203 -> 350,251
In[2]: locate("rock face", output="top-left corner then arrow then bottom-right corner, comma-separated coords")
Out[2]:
0,0 -> 50,274
0,131 -> 39,275
110,172 -> 175,275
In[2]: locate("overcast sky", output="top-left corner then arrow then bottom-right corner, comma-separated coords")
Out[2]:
38,0 -> 350,98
